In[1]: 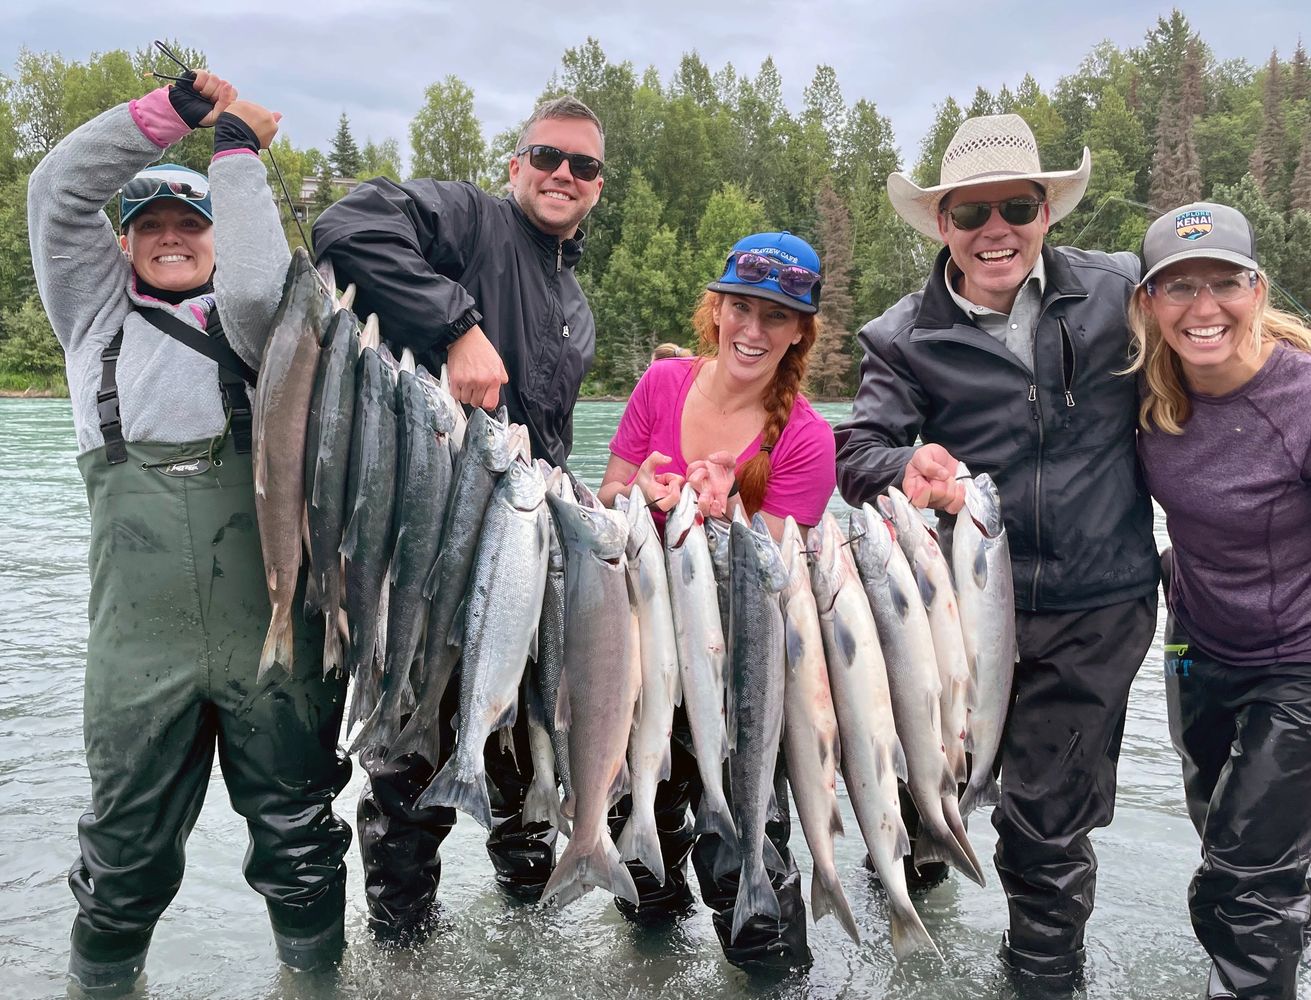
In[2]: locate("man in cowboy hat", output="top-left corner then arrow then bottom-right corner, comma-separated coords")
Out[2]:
835,114 -> 1159,989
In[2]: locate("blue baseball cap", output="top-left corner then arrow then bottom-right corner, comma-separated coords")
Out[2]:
120,164 -> 213,228
707,231 -> 822,314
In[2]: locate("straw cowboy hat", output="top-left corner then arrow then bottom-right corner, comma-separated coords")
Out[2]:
888,114 -> 1091,241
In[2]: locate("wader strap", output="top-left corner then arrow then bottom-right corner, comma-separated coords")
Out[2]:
134,306 -> 257,454
97,330 -> 128,465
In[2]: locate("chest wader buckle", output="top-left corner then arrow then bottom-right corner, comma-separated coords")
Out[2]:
98,331 -> 128,465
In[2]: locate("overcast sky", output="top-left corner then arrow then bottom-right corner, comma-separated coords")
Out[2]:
4,1 -> 1306,172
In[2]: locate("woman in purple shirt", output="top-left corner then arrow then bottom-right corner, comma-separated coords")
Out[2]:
1128,201 -> 1311,1000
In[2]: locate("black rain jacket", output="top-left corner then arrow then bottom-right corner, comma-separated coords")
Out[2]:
834,245 -> 1158,612
312,178 -> 595,468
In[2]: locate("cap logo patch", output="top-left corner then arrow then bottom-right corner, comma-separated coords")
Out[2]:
1175,210 -> 1213,241
747,246 -> 800,265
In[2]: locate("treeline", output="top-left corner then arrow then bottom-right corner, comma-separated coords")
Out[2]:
2,10 -> 1310,396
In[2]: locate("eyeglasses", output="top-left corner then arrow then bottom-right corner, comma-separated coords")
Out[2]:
943,196 -> 1044,231
730,251 -> 822,298
515,144 -> 604,182
1147,271 -> 1258,304
121,174 -> 210,204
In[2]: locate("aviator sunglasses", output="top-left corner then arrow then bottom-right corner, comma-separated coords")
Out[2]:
943,195 -> 1045,231
121,173 -> 210,204
730,251 -> 822,299
516,144 -> 604,182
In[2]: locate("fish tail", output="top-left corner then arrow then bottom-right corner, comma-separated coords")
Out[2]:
913,802 -> 985,887
257,603 -> 294,681
321,619 -> 344,677
888,894 -> 940,961
522,773 -> 571,836
616,810 -> 665,886
542,831 -> 638,909
730,860 -> 781,944
941,794 -> 986,886
693,789 -> 740,856
416,757 -> 493,829
810,863 -> 860,945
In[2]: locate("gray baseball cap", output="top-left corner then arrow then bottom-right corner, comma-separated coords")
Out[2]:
1139,201 -> 1259,286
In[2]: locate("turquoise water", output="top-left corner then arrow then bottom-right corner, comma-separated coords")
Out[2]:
0,398 -> 1296,999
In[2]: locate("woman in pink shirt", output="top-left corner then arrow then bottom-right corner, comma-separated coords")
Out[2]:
599,230 -> 836,539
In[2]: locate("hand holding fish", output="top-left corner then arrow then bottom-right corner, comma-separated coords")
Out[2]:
447,324 -> 509,410
686,450 -> 737,518
903,443 -> 966,514
633,451 -> 684,512
223,100 -> 282,149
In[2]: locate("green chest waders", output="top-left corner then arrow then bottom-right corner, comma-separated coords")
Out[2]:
68,437 -> 352,984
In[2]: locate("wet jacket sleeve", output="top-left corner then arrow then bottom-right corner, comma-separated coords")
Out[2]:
833,313 -> 928,506
209,150 -> 292,370
26,89 -> 189,354
311,178 -> 484,355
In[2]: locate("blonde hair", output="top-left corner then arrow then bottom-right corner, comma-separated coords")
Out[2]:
1126,272 -> 1311,434
651,342 -> 692,361
690,291 -> 821,517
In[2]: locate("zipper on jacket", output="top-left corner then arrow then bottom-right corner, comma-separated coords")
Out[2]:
1059,318 -> 1076,407
1028,382 -> 1045,609
562,323 -> 570,339
556,242 -> 563,273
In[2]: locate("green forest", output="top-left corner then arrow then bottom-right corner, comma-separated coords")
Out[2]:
2,9 -> 1309,396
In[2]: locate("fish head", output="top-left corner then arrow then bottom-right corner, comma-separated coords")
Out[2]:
414,365 -> 459,435
546,490 -> 628,561
663,484 -> 702,551
499,454 -> 548,512
777,516 -> 808,597
466,407 -> 517,474
849,502 -> 897,584
805,513 -> 848,613
960,473 -> 1004,539
731,514 -> 789,594
622,484 -> 655,556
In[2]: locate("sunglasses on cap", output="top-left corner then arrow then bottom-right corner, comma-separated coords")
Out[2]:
121,173 -> 211,204
943,195 -> 1045,231
515,144 -> 604,182
730,251 -> 822,298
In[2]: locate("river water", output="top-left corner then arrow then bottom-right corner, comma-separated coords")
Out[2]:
1,397 -> 1301,1000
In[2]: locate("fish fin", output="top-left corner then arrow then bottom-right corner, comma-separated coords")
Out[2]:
940,763 -> 960,797
656,737 -> 673,784
339,504 -> 361,561
257,606 -> 294,681
810,865 -> 861,945
915,561 -> 936,607
892,738 -> 909,784
449,596 -> 467,649
617,813 -> 666,886
834,616 -> 860,668
959,775 -> 1001,819
889,896 -> 940,961
730,863 -> 781,944
389,659 -> 456,767
542,831 -> 638,909
783,615 -> 805,670
972,542 -> 989,590
321,620 -> 344,678
711,833 -> 741,880
498,725 -> 518,771
965,671 -> 979,713
554,666 -> 572,732
894,815 -> 913,860
762,836 -> 787,875
766,787 -> 781,823
526,620 -> 539,666
828,797 -> 845,839
606,760 -> 631,809
416,758 -> 493,830
693,792 -> 739,854
672,667 -> 683,708
421,553 -> 442,600
913,798 -> 985,887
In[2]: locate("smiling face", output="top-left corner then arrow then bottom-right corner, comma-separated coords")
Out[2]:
937,179 -> 1050,313
121,201 -> 215,292
713,293 -> 804,386
508,116 -> 605,239
1142,260 -> 1267,395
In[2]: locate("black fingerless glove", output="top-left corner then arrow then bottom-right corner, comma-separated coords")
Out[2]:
214,112 -> 260,155
167,77 -> 214,130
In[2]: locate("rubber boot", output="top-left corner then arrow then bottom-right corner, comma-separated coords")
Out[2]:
68,940 -> 147,998
998,931 -> 1086,998
1204,965 -> 1238,1000
273,913 -> 345,972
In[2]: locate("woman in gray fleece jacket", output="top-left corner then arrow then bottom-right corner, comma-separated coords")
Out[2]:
27,71 -> 351,993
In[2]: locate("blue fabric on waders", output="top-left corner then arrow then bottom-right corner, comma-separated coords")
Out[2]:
68,436 -> 352,979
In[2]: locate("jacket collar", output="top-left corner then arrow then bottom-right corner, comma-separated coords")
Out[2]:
915,244 -> 1087,331
508,197 -> 586,268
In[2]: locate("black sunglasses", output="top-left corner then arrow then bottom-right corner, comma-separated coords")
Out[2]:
516,144 -> 604,182
943,196 -> 1044,231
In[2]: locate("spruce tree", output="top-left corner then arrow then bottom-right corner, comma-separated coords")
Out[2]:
1249,50 -> 1288,202
328,112 -> 362,178
1291,128 -> 1311,213
809,177 -> 855,397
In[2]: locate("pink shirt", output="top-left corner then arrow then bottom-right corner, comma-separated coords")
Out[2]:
610,357 -> 837,526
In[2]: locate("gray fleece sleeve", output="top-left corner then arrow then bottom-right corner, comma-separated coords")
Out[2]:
209,150 -> 292,370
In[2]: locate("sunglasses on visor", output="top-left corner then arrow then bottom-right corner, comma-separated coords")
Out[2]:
730,251 -> 822,298
516,144 -> 604,182
943,196 -> 1044,231
121,174 -> 210,204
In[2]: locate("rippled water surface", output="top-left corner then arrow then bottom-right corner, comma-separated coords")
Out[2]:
1,398 -> 1302,1000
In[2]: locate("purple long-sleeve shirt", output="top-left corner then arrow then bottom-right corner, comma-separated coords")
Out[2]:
1140,342 -> 1311,665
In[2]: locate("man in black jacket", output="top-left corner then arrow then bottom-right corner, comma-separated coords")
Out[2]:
835,114 -> 1158,990
311,96 -> 604,942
